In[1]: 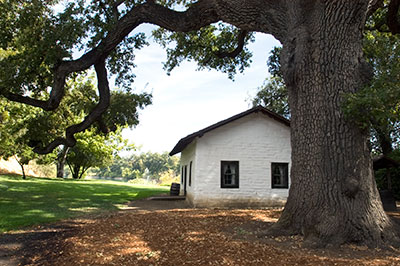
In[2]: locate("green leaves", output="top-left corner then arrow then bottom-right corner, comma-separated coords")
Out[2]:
103,89 -> 152,130
0,97 -> 53,166
0,0 -> 72,95
0,0 -> 148,96
107,33 -> 149,90
344,30 -> 400,126
251,76 -> 289,119
249,46 -> 290,118
153,23 -> 254,80
66,127 -> 134,179
342,30 -> 400,153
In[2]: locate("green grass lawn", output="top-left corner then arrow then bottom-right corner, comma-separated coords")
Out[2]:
0,174 -> 169,233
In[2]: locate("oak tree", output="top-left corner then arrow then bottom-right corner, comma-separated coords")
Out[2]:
1,0 -> 400,247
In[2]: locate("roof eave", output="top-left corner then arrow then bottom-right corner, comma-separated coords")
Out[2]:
169,106 -> 290,156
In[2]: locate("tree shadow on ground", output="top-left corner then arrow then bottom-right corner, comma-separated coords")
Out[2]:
0,221 -> 81,266
0,176 -> 167,232
1,200 -> 400,266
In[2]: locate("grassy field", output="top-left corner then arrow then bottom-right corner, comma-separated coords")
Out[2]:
0,174 -> 169,233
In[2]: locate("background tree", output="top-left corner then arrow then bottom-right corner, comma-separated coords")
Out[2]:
95,151 -> 180,182
343,30 -> 400,156
1,0 -> 400,247
66,128 -> 130,179
0,99 -> 56,179
250,47 -> 289,118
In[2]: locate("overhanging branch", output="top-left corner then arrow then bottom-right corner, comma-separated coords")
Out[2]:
214,30 -> 248,59
34,59 -> 111,154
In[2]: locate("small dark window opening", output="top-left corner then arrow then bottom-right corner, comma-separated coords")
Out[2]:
221,161 -> 239,188
271,163 -> 289,188
189,161 -> 192,187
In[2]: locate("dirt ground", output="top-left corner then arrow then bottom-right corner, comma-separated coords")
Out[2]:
1,199 -> 400,266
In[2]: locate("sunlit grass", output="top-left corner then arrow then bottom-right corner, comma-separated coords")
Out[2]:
0,174 -> 169,233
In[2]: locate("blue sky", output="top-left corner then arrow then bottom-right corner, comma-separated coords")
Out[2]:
122,26 -> 281,154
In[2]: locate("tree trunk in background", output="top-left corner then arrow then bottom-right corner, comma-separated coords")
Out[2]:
56,146 -> 69,178
376,127 -> 394,156
271,1 -> 399,247
20,163 -> 26,180
14,155 -> 26,180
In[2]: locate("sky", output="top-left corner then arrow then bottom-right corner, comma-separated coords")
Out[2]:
122,26 -> 281,154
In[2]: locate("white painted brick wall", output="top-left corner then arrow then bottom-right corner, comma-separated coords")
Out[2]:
181,112 -> 291,207
180,141 -> 196,196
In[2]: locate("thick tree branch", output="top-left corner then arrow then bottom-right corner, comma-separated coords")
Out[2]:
214,30 -> 248,59
4,71 -> 67,111
213,0 -> 287,41
388,0 -> 400,34
34,60 -> 111,154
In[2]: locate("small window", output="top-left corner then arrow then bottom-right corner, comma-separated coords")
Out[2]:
271,163 -> 289,188
189,161 -> 192,187
221,161 -> 239,188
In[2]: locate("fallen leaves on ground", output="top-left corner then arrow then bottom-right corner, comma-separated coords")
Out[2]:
2,206 -> 400,265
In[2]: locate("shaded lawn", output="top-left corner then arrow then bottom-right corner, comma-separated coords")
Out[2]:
0,175 -> 169,233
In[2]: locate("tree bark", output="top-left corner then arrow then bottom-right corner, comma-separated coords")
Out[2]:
269,0 -> 400,247
56,146 -> 69,178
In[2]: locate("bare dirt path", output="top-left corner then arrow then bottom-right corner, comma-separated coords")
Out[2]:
1,199 -> 400,266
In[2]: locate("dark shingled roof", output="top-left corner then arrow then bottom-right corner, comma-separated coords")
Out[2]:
169,106 -> 290,156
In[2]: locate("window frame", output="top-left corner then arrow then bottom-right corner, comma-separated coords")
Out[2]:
220,161 -> 239,189
271,162 -> 289,189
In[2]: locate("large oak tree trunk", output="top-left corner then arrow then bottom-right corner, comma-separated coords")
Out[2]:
271,1 -> 400,247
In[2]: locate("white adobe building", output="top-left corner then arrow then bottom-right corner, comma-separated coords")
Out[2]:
169,106 -> 291,208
